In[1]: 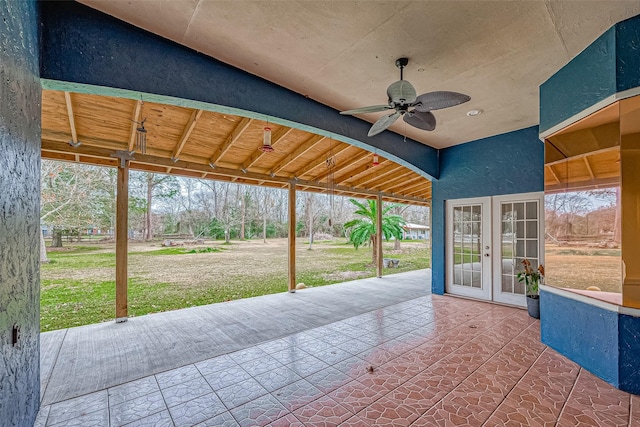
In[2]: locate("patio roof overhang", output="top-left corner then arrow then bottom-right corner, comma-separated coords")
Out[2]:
41,89 -> 431,206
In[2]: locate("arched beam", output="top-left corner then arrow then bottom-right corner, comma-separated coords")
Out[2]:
39,1 -> 439,180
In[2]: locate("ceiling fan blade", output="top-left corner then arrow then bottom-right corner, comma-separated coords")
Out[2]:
404,111 -> 436,131
340,105 -> 392,115
387,80 -> 417,105
368,111 -> 401,137
413,91 -> 471,112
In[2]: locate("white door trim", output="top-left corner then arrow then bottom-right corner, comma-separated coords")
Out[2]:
446,196 -> 492,301
491,192 -> 544,307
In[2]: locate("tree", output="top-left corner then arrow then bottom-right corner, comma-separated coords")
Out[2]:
41,161 -> 113,247
129,172 -> 179,240
343,199 -> 406,264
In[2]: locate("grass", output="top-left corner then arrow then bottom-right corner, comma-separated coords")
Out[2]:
40,238 -> 431,331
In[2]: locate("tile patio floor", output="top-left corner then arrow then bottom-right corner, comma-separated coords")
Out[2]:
35,272 -> 638,426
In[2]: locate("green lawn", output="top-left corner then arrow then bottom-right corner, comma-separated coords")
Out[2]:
41,239 -> 430,331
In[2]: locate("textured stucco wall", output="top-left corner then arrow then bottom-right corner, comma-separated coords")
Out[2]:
540,291 -> 619,387
540,13 -> 640,134
0,0 -> 41,425
618,313 -> 640,394
615,14 -> 640,93
539,27 -> 616,134
430,126 -> 544,294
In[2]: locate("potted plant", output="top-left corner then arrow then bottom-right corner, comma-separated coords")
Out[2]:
516,259 -> 544,319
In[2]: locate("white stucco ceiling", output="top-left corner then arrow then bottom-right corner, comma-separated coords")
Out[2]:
80,0 -> 640,149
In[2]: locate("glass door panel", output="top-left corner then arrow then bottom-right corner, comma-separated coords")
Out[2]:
446,197 -> 492,300
492,193 -> 544,306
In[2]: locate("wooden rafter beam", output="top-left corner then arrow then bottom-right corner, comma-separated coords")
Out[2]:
171,109 -> 204,161
241,127 -> 294,171
291,143 -> 351,178
64,92 -> 78,145
546,164 -> 561,183
545,146 -> 619,167
583,156 -> 596,180
127,100 -> 143,152
380,175 -> 425,193
41,139 -> 430,205
209,117 -> 252,165
271,134 -> 325,175
314,151 -> 370,182
545,176 -> 620,194
404,184 -> 433,198
389,178 -> 430,195
332,157 -> 381,185
343,159 -> 390,182
347,164 -> 403,187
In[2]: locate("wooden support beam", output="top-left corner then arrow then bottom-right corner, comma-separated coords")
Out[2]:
209,117 -> 252,165
271,135 -> 325,175
545,145 -> 619,167
341,159 -> 390,183
380,175 -> 425,193
127,100 -> 143,152
64,92 -> 79,145
376,192 -> 383,278
347,164 -> 403,187
41,139 -> 432,205
290,143 -> 351,178
241,127 -> 294,171
392,180 -> 431,196
172,109 -> 204,160
115,160 -> 129,322
332,158 -> 382,185
288,182 -> 296,293
404,184 -> 433,198
583,156 -> 596,180
546,164 -> 561,184
313,151 -> 370,182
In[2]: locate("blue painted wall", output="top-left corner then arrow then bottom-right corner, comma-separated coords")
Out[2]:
431,126 -> 544,294
540,291 -> 619,387
617,314 -> 640,395
616,14 -> 640,93
540,13 -> 640,134
539,27 -> 616,134
0,0 -> 41,425
38,1 -> 439,179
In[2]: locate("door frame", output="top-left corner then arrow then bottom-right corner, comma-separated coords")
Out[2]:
491,192 -> 545,307
446,192 -> 545,306
445,196 -> 493,301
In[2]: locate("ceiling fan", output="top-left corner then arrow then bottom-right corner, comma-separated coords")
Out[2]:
340,58 -> 471,137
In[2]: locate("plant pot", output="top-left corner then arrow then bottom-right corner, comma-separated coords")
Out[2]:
526,295 -> 540,319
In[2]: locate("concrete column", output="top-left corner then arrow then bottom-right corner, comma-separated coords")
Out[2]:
0,1 -> 42,425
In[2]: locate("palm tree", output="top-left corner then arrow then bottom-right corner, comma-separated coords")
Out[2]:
344,199 -> 406,264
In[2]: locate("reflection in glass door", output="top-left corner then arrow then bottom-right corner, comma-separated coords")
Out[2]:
446,197 -> 492,300
492,193 -> 544,306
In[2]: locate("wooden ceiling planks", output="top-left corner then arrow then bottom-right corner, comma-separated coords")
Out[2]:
543,146 -> 620,192
40,90 -> 431,206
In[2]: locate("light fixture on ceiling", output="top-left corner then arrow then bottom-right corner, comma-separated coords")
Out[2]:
466,109 -> 483,117
259,126 -> 274,152
372,153 -> 380,166
135,118 -> 148,154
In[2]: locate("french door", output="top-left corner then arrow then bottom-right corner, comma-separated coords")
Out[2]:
446,192 -> 543,307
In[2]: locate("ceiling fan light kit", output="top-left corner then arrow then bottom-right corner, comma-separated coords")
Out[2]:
340,58 -> 470,137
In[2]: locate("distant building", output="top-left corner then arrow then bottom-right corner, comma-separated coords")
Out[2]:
402,223 -> 430,240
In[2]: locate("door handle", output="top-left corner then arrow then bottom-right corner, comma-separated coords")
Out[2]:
484,253 -> 490,257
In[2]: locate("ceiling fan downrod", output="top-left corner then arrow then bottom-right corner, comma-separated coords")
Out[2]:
395,57 -> 409,80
